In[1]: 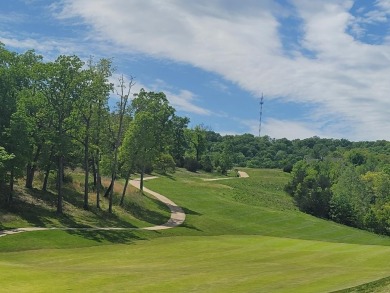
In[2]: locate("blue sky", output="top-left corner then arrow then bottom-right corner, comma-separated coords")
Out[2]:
1,0 -> 390,140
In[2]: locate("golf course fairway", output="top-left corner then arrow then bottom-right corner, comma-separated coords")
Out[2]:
1,168 -> 390,292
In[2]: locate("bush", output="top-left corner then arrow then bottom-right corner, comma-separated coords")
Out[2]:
184,157 -> 200,172
283,164 -> 293,173
144,163 -> 154,175
200,155 -> 213,172
154,154 -> 176,174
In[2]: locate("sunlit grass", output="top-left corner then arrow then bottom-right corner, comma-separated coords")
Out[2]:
1,168 -> 390,292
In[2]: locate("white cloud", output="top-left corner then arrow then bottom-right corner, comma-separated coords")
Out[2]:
4,0 -> 390,140
209,80 -> 231,94
235,118 -> 326,140
0,12 -> 26,24
264,119 -> 320,140
0,34 -> 88,60
108,73 -> 211,116
165,89 -> 212,116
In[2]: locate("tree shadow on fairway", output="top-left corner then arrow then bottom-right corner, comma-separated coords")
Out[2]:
123,195 -> 171,225
181,222 -> 202,231
65,229 -> 145,244
182,207 -> 202,216
162,173 -> 176,181
332,275 -> 390,293
5,195 -> 83,229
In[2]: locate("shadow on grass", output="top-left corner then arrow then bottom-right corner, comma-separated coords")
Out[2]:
123,196 -> 170,226
6,198 -> 85,229
162,173 -> 176,181
181,222 -> 202,231
332,275 -> 390,293
84,206 -> 139,228
65,229 -> 145,244
2,187 -> 140,230
182,207 -> 202,216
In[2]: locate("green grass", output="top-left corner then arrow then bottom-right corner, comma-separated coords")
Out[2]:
0,173 -> 170,230
1,168 -> 390,292
1,235 -> 390,292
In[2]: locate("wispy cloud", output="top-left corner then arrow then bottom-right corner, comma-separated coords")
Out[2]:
50,0 -> 390,140
232,118 -> 325,140
108,74 -> 212,116
0,12 -> 26,24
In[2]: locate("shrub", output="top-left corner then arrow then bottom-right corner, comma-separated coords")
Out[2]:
154,154 -> 176,174
184,157 -> 199,172
200,155 -> 213,172
283,164 -> 293,173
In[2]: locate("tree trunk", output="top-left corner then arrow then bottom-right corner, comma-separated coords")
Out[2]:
42,163 -> 51,192
57,155 -> 63,214
25,163 -> 34,189
42,146 -> 54,192
109,140 -> 120,213
120,168 -> 131,206
104,177 -> 113,198
7,166 -> 14,204
83,130 -> 89,210
91,156 -> 97,188
108,172 -> 115,213
25,145 -> 42,189
95,98 -> 102,209
95,152 -> 101,209
140,164 -> 145,191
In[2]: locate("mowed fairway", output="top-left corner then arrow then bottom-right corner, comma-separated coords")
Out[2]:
1,168 -> 390,292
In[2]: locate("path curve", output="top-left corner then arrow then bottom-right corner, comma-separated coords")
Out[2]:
0,177 -> 186,238
202,170 -> 249,181
130,178 -> 186,231
238,171 -> 249,178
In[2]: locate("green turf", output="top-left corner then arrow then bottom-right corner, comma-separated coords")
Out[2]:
1,235 -> 390,292
1,168 -> 390,292
0,175 -> 171,230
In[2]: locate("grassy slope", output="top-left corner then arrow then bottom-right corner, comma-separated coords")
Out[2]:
0,168 -> 390,292
0,175 -> 171,230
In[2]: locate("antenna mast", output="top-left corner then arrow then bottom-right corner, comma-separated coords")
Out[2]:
259,93 -> 264,137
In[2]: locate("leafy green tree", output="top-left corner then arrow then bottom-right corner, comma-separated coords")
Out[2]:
71,58 -> 112,210
0,47 -> 42,198
0,44 -> 18,147
106,75 -> 134,213
360,171 -> 390,234
214,137 -> 234,175
127,90 -> 175,191
6,111 -> 30,200
186,124 -> 208,163
286,160 -> 334,218
170,116 -> 190,167
40,55 -> 84,214
330,166 -> 365,227
0,147 -> 15,202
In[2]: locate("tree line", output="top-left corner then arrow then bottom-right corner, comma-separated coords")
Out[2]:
0,45 -> 191,214
285,148 -> 390,236
0,45 -> 239,214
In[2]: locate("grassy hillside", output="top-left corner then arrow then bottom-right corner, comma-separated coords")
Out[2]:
1,168 -> 390,292
0,174 -> 171,231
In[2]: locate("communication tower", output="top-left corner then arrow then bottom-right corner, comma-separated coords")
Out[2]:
259,93 -> 264,137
